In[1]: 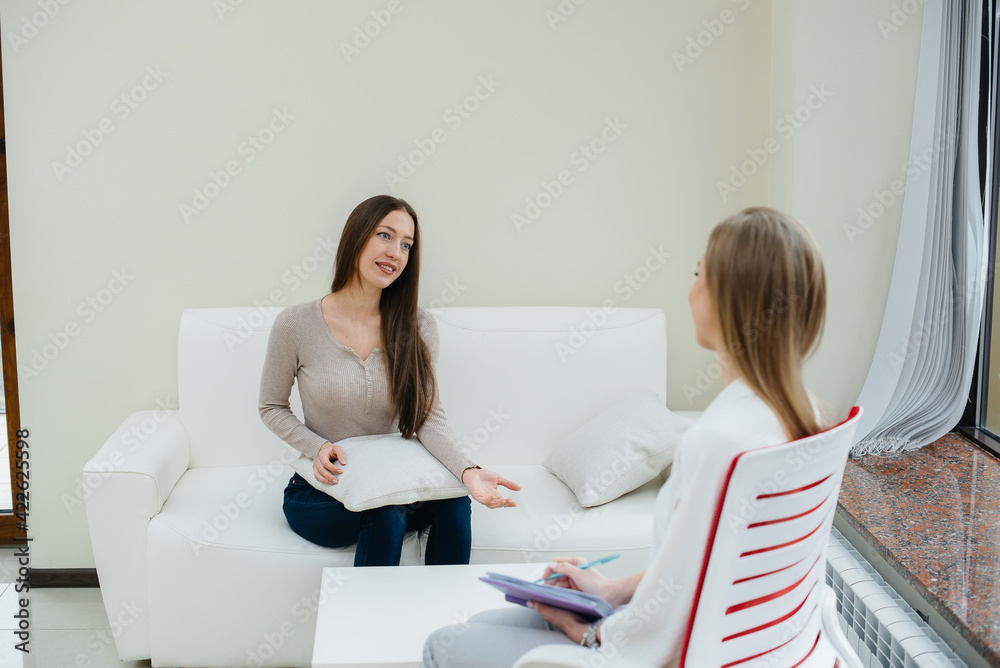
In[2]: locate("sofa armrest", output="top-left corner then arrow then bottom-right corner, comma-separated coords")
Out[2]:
513,644 -> 653,668
82,409 -> 190,661
84,409 -> 190,513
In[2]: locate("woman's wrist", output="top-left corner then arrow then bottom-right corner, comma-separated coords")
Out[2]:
579,620 -> 602,648
461,465 -> 481,483
605,580 -> 629,608
608,572 -> 643,607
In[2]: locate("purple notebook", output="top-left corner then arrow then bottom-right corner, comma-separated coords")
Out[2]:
479,572 -> 615,620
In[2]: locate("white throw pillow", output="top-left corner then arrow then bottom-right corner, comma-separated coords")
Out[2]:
543,393 -> 694,507
291,433 -> 468,512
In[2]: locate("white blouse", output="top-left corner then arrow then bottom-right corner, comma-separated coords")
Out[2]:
596,378 -> 792,666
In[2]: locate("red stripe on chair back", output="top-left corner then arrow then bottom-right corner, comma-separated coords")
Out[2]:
756,474 -> 832,499
726,554 -> 822,614
720,628 -> 822,668
748,497 -> 829,528
722,585 -> 817,642
739,518 -> 826,557
732,555 -> 806,584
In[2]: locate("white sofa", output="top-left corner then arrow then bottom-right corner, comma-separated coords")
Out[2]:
84,305 -> 688,668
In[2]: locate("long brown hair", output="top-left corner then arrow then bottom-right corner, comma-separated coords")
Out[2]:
705,206 -> 827,440
330,195 -> 436,438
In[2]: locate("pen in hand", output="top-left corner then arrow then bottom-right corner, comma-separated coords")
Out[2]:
534,554 -> 620,583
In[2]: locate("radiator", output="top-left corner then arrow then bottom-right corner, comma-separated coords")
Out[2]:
825,527 -> 965,667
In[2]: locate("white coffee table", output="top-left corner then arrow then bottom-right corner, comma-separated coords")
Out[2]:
311,562 -> 550,668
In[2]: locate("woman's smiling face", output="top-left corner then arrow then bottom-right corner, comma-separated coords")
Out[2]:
355,209 -> 415,291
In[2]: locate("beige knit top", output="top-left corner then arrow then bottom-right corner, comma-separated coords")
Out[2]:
257,297 -> 479,482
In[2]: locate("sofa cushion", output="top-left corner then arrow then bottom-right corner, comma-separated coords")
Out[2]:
469,464 -> 665,575
543,393 -> 694,507
290,433 -> 468,511
432,307 -> 668,466
150,465 -> 423,562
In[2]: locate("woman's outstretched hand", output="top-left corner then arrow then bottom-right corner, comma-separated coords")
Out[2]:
313,442 -> 347,485
462,467 -> 520,508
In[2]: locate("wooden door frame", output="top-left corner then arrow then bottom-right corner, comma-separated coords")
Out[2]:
0,35 -> 29,545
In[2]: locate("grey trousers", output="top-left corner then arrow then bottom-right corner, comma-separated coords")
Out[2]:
423,605 -> 580,668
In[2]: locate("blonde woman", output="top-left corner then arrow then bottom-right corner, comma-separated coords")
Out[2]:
423,206 -> 829,666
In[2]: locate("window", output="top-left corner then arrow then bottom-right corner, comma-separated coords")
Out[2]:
959,2 -> 1000,459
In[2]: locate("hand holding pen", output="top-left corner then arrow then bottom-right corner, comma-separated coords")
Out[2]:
536,554 -> 628,607
535,554 -> 620,583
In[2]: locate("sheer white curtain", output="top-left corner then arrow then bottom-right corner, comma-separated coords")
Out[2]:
853,0 -> 986,455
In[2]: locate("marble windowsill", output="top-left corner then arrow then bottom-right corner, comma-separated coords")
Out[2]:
837,433 -> 1000,665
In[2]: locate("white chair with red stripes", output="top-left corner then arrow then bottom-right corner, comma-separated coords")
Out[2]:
514,406 -> 864,668
678,405 -> 863,667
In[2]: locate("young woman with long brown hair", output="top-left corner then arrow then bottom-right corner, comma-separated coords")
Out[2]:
423,206 -> 830,666
259,195 -> 520,567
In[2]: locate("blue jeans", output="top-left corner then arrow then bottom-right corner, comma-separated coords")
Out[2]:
281,473 -> 472,567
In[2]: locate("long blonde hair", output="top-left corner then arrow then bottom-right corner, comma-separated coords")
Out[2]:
705,207 -> 826,440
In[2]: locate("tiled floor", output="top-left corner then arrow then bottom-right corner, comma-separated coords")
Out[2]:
0,440 -> 12,513
838,432 -> 1000,665
0,547 -> 150,668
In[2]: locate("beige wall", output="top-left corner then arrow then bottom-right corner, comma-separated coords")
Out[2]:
768,0 -> 924,419
0,0 -> 921,568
